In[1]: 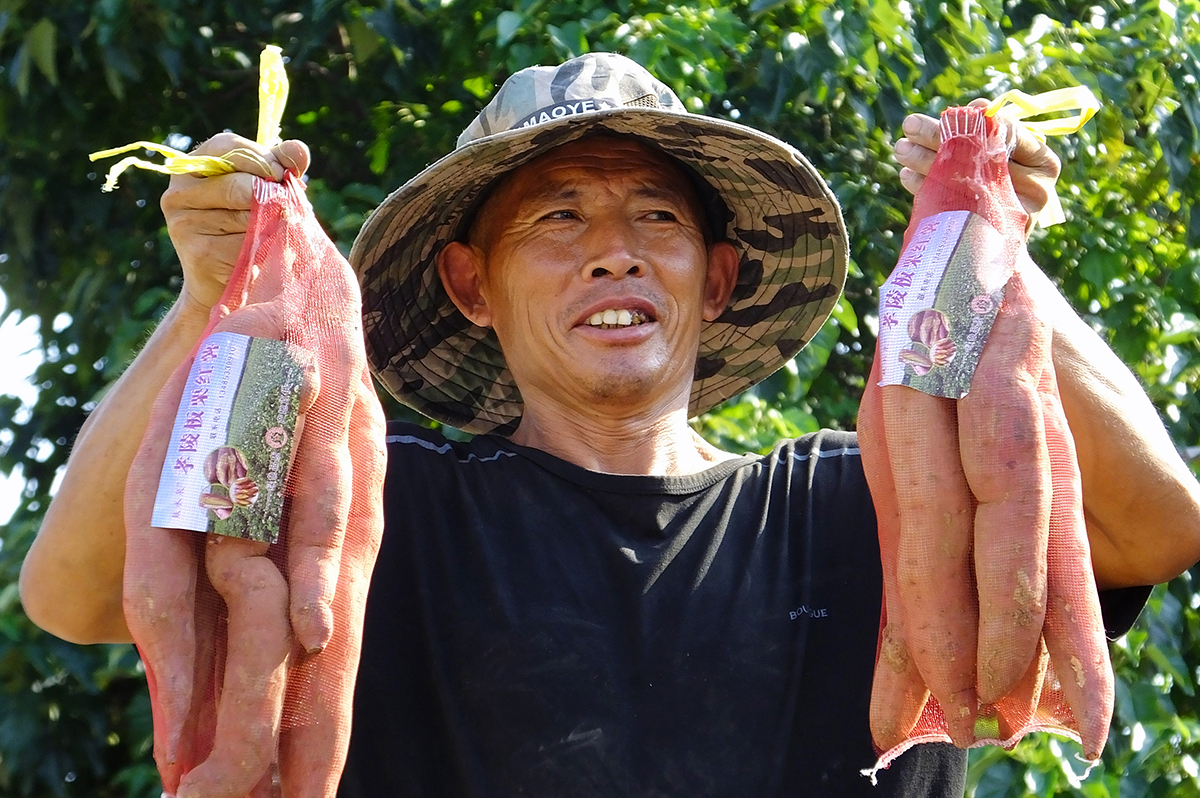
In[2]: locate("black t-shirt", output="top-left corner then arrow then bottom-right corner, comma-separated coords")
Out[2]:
338,423 -> 1147,798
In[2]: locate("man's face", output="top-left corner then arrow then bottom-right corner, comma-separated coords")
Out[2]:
441,136 -> 736,419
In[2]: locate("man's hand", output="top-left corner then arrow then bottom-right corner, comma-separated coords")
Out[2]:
162,133 -> 311,313
893,101 -> 1062,233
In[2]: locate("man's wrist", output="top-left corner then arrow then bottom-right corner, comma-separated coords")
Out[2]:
174,285 -> 218,330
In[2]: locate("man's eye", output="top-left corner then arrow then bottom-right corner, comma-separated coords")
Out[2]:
646,210 -> 678,221
541,210 -> 578,220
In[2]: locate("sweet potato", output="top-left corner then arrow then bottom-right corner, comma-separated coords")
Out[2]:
860,357 -> 932,751
994,635 -> 1049,741
125,173 -> 385,798
1039,359 -> 1114,759
175,534 -> 291,798
123,359 -> 202,793
867,103 -> 1115,762
279,370 -> 386,797
958,272 -> 1051,703
283,248 -> 365,656
883,385 -> 977,748
125,300 -> 297,795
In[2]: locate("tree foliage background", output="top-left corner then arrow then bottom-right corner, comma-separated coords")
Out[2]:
1,0 -> 1198,795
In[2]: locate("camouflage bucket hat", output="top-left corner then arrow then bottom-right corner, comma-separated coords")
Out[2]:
350,51 -> 849,435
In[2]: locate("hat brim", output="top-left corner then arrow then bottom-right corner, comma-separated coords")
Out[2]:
350,107 -> 848,435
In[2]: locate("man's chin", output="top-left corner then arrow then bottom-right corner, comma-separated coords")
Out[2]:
568,367 -> 689,410
516,349 -> 696,415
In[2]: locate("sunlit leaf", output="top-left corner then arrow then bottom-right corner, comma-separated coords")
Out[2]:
25,18 -> 55,86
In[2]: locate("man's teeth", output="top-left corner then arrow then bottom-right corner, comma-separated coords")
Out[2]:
586,309 -> 650,329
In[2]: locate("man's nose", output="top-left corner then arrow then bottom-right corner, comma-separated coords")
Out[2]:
581,218 -> 644,279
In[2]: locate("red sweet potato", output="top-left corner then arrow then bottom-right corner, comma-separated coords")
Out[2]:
958,272 -> 1051,703
994,635 -> 1049,741
123,360 -> 202,793
867,104 -> 1114,763
175,534 -> 291,798
126,300 -> 298,795
860,357 -> 932,751
1039,359 -> 1114,759
279,370 -> 386,797
283,244 -> 365,656
884,385 -> 977,748
126,173 -> 385,798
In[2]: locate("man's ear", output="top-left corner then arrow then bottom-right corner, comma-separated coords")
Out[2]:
437,242 -> 492,327
702,241 -> 738,322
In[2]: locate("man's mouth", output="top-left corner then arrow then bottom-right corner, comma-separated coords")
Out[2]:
584,309 -> 653,329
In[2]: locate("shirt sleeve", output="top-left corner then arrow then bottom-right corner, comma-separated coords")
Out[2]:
1099,584 -> 1153,640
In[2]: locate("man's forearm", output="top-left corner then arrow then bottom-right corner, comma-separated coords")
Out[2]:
19,294 -> 211,644
1025,259 -> 1200,589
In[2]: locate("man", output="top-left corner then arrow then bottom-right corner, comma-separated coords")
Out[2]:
19,53 -> 1200,797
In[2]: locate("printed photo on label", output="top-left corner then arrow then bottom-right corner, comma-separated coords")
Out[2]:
152,331 -> 309,544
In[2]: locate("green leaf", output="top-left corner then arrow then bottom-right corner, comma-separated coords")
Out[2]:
25,19 -> 56,86
497,10 -> 524,47
971,757 -> 1023,798
10,41 -> 30,99
830,294 -> 859,337
1079,249 -> 1124,289
749,0 -> 788,16
345,15 -> 383,63
462,75 -> 492,100
102,64 -> 125,101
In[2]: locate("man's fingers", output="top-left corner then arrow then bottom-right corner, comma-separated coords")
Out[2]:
894,112 -> 940,194
894,138 -> 937,180
901,112 -> 941,152
192,132 -> 309,182
226,149 -> 282,181
176,233 -> 243,270
1008,124 -> 1061,176
1003,120 -> 1061,223
898,166 -> 926,198
162,173 -> 255,311
163,171 -> 256,215
1009,163 -> 1054,222
895,106 -> 1063,221
191,131 -> 258,157
183,208 -> 252,238
272,140 -> 310,178
192,132 -> 278,178
286,343 -> 356,654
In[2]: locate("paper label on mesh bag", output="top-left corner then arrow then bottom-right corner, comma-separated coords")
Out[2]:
876,210 -> 1013,398
152,331 -> 305,543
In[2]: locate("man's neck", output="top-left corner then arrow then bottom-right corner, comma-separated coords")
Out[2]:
509,402 -> 738,477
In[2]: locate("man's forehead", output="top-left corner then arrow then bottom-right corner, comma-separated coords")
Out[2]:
512,167 -> 696,207
511,135 -> 694,193
461,132 -> 726,245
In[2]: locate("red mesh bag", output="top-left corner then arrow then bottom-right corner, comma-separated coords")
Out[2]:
859,106 -> 1113,776
122,172 -> 387,798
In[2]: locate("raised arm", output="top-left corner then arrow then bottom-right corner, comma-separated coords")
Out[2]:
18,135 -> 309,644
1027,263 -> 1200,588
895,110 -> 1200,591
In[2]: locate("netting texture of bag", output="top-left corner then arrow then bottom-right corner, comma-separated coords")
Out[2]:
123,173 -> 387,798
859,106 -> 1114,775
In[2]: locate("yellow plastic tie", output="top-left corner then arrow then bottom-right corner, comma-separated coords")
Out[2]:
985,87 -> 1099,140
90,44 -> 289,191
984,86 -> 1100,227
256,44 -> 288,148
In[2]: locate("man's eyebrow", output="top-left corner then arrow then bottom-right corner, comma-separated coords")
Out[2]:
519,184 -> 580,207
518,184 -> 688,206
630,185 -> 689,203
